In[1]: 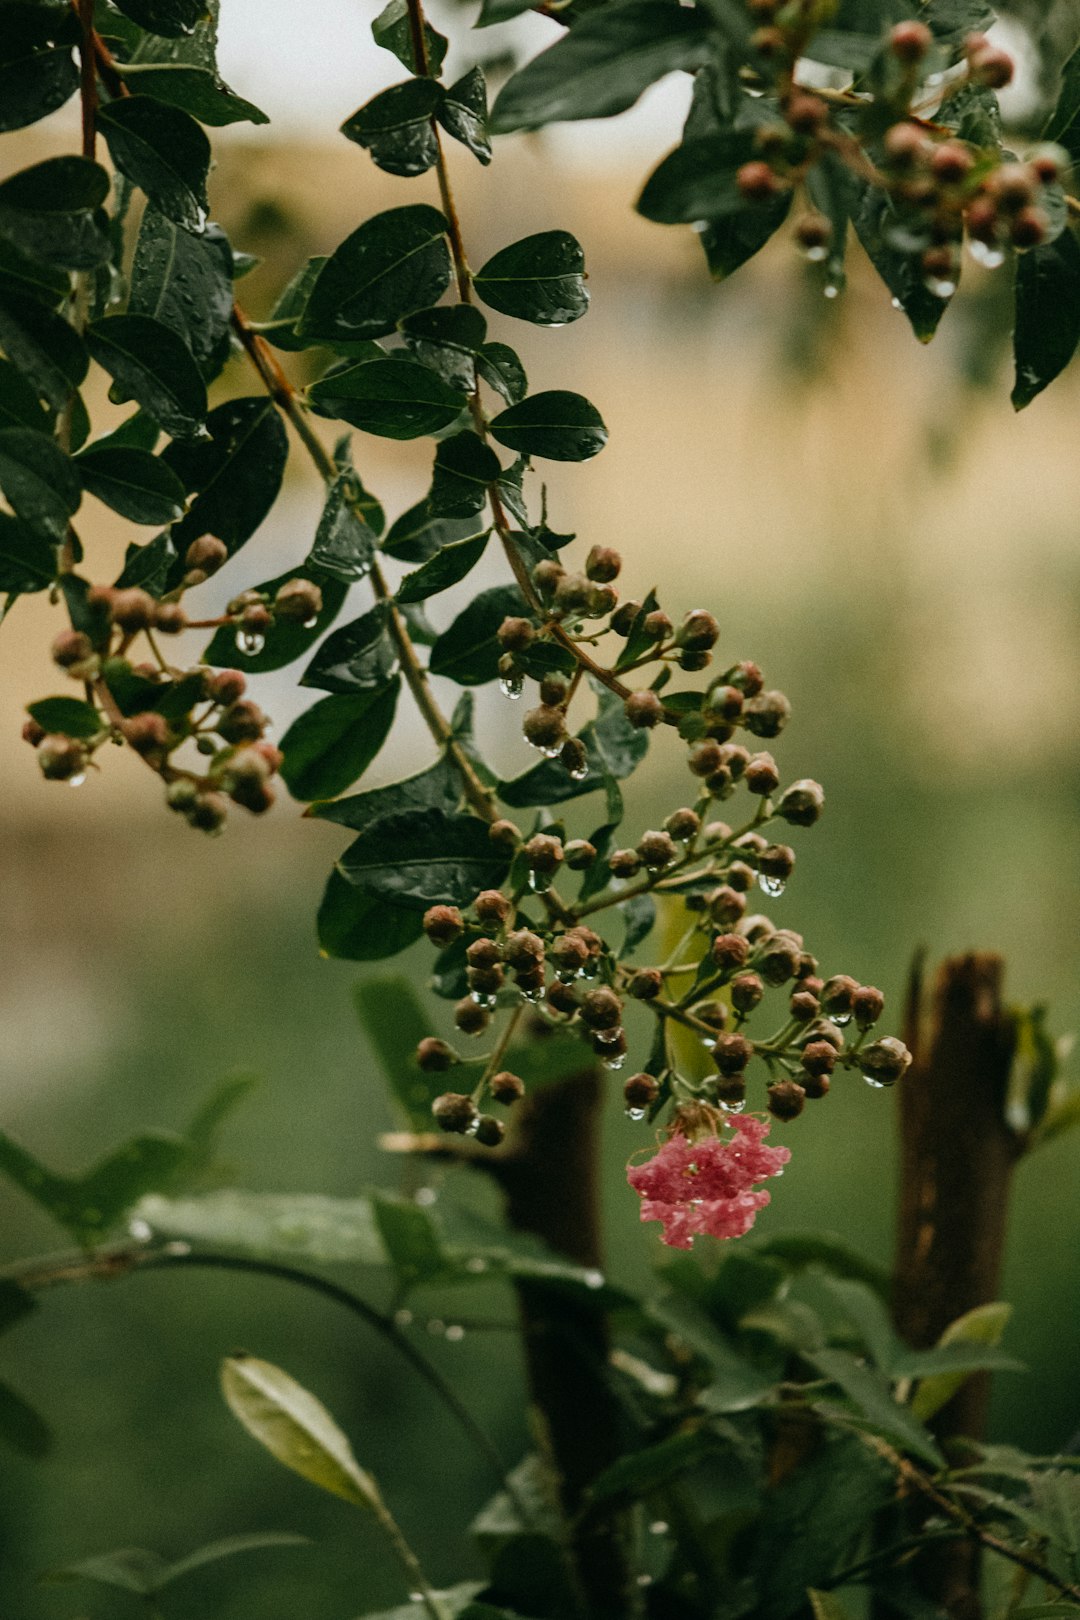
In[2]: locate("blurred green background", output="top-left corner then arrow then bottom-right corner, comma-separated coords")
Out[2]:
2,72 -> 1080,1620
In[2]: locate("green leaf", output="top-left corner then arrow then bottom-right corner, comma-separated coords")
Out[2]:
698,188 -> 792,279
129,207 -> 234,376
300,602 -> 396,695
307,471 -> 380,582
139,1188 -> 387,1263
86,313 -> 207,439
113,0 -> 206,36
354,976 -> 447,1129
638,129 -> 760,225
75,443 -> 186,525
299,206 -> 451,345
317,870 -> 425,962
400,303 -> 487,391
477,341 -> 527,404
491,0 -> 714,131
438,68 -> 491,165
589,1428 -> 722,1506
372,0 -> 448,76
342,79 -> 443,178
490,391 -> 607,462
0,42 -> 77,134
809,1589 -> 856,1620
429,430 -> 500,517
0,234 -> 70,309
114,531 -> 177,596
0,512 -> 56,592
164,396 -> 288,558
429,583 -> 527,685
909,1302 -> 1014,1423
397,530 -> 490,602
45,1532 -> 310,1594
0,425 -> 79,538
476,0 -> 535,25
0,1278 -> 35,1336
1012,231 -> 1080,409
26,695 -> 101,738
382,500 -> 481,563
202,566 -> 347,674
280,680 -> 401,801
0,1127 -> 191,1245
853,185 -> 951,343
255,256 -> 326,352
98,96 -> 210,233
312,754 -> 460,831
1043,39 -> 1080,164
160,1533 -> 310,1588
337,807 -> 510,909
0,357 -> 53,433
498,683 -> 647,805
221,1355 -> 383,1511
809,1348 -> 945,1467
309,357 -> 466,439
114,62 -> 269,126
0,1381 -> 51,1459
0,288 -> 88,408
474,231 -> 588,327
372,1192 -> 447,1286
0,156 -> 110,269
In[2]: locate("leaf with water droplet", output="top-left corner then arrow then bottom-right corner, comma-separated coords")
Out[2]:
280,679 -> 401,802
474,231 -> 589,326
98,96 -> 210,234
86,313 -> 207,440
490,391 -> 607,463
342,79 -> 443,179
438,68 -> 491,165
298,205 -> 451,346
129,206 -> 234,378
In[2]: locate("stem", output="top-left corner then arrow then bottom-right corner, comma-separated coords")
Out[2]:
369,1500 -> 451,1620
76,0 -> 97,159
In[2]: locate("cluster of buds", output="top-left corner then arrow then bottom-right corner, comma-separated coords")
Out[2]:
180,534 -> 324,656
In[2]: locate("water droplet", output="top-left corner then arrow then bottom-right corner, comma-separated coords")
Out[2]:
414,1186 -> 437,1207
409,1592 -> 424,1604
465,1256 -> 488,1274
499,675 -> 524,700
758,873 -> 786,898
302,614 -> 318,630
557,968 -> 578,984
568,762 -> 589,782
833,1011 -> 852,1027
803,244 -> 829,264
861,1069 -> 891,1089
701,1035 -> 717,1051
528,870 -> 552,893
594,1026 -> 623,1047
601,1051 -> 626,1071
164,1240 -> 191,1257
394,1307 -> 414,1327
650,1520 -> 669,1536
924,274 -> 957,298
968,238 -> 1005,269
823,282 -> 840,299
720,1098 -> 746,1115
68,771 -> 87,788
637,1574 -> 653,1587
625,1106 -> 646,1122
127,1217 -> 152,1243
583,1269 -> 604,1290
427,1318 -> 446,1336
521,985 -> 544,1003
530,741 -> 563,759
891,296 -> 903,310
236,629 -> 265,656
445,1323 -> 465,1342
465,1116 -> 481,1137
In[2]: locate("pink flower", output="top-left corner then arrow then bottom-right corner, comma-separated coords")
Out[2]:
627,1114 -> 790,1249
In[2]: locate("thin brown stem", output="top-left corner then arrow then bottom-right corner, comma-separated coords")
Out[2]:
76,0 -> 97,158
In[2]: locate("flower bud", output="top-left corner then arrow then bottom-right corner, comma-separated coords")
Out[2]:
624,1072 -> 659,1111
467,963 -> 504,997
708,886 -> 746,925
860,1036 -> 912,1087
768,1081 -> 806,1121
560,737 -> 588,778
737,160 -> 781,201
497,615 -> 534,651
624,690 -> 663,729
185,535 -> 228,576
697,1001 -> 728,1034
581,986 -> 623,1031
473,891 -> 510,926
189,791 -> 228,833
790,989 -> 820,1023
504,929 -> 545,970
689,739 -> 723,777
802,1018 -> 844,1052
52,629 -> 94,669
608,848 -> 641,878
111,588 -> 156,632
22,718 -> 45,747
853,984 -> 885,1029
523,834 -> 563,874
715,1074 -> 747,1108
884,121 -> 929,167
154,603 -> 187,635
890,19 -> 932,60
968,42 -> 1013,88
758,935 -> 801,986
743,690 -> 791,738
532,559 -> 564,599
418,1038 -> 457,1074
729,660 -> 763,696
432,1091 -> 477,1131
786,93 -> 826,135
208,668 -> 247,704
1010,207 -> 1048,249
217,700 -> 266,743
467,936 -> 502,970
759,843 -> 795,883
778,779 -> 824,826
275,578 -> 323,623
551,933 -> 589,975
38,734 -> 85,780
744,752 -> 779,795
165,777 -> 198,812
677,609 -> 720,651
564,838 -> 597,869
554,572 -> 592,615
801,1070 -> 830,1100
821,974 -> 858,1020
714,1032 -> 752,1076
727,860 -> 755,893
643,609 -> 673,641
538,674 -> 568,708
455,997 -> 490,1036
523,706 -> 566,752
547,979 -> 579,1014
794,212 -> 832,257
610,600 -> 641,636
712,932 -> 750,971
123,711 -> 170,756
423,905 -> 464,946
587,584 -> 618,618
665,807 -> 700,842
474,1114 -> 505,1147
629,967 -> 663,1000
591,1026 -> 627,1062
638,829 -> 677,870
931,142 -> 974,184
491,1070 -> 525,1104
488,819 -> 521,849
730,972 -> 765,1013
801,1039 -> 837,1077
585,545 -> 621,582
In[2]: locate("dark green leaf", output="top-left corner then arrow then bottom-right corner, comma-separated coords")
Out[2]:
809,1348 -> 945,1467
86,313 -> 207,439
308,471 -> 379,581
438,68 -> 491,165
396,530 -> 489,602
202,568 -> 347,673
853,185 -> 951,343
161,1533 -> 310,1588
0,1382 -> 51,1459
113,0 -> 206,36
400,303 -> 487,391
0,156 -> 110,269
337,807 -> 510,908
474,231 -> 588,326
429,430 -> 500,516
1012,230 -> 1080,409
490,391 -> 607,462
1044,40 -> 1080,164
256,256 -> 325,352
342,80 -> 443,179
129,207 -> 234,375
638,129 -> 760,225
477,341 -> 527,404
298,206 -> 450,345
700,188 -> 792,278
382,500 -> 480,562
371,0 -> 448,75
354,976 -> 444,1128
0,511 -> 55,591
91,410 -> 160,453
0,288 -> 88,408
164,396 -> 287,557
0,41 -> 77,133
114,62 -> 269,125
114,531 -> 177,595
619,892 -> 656,953
429,582 -> 527,684
26,696 -> 101,738
75,444 -> 184,524
0,358 -> 52,433
309,357 -> 466,439
317,870 -> 424,961
0,1279 -> 35,1336
0,1127 -> 191,1245
498,684 -> 647,804
300,602 -> 396,694
311,751 -> 460,829
0,236 -> 70,309
0,425 -> 80,537
372,1192 -> 446,1285
280,679 -> 401,801
589,1429 -> 721,1506
98,96 -> 210,233
491,0 -> 714,131
476,0 -> 535,25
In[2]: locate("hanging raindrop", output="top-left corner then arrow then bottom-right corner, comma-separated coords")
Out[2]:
758,872 -> 786,898
236,629 -> 266,657
498,675 -> 524,700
